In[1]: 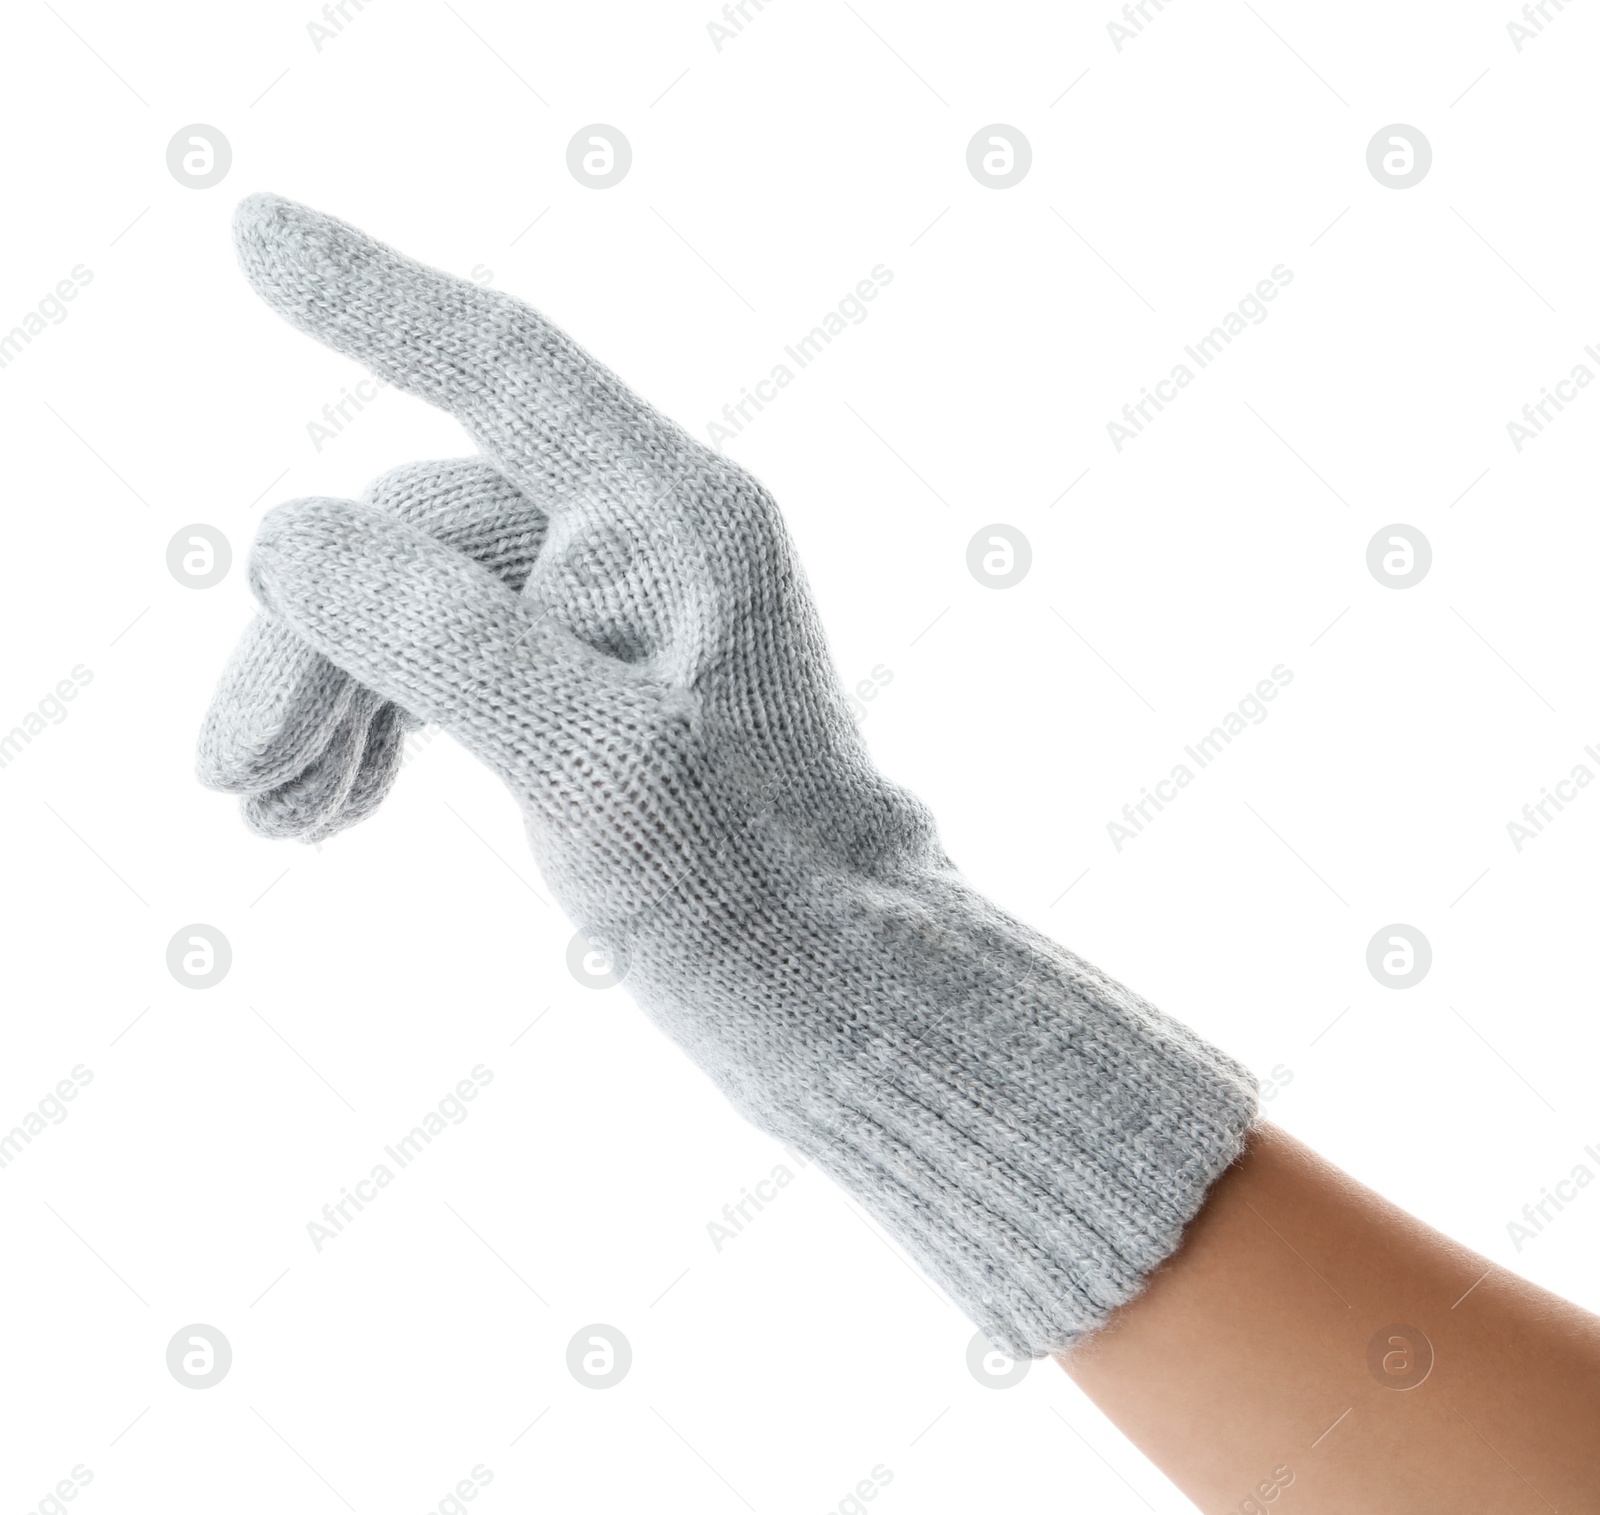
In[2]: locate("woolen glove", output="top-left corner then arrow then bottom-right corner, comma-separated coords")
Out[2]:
218,193 -> 1260,1357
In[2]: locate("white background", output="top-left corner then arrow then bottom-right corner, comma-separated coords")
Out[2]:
1,1 -> 1598,1511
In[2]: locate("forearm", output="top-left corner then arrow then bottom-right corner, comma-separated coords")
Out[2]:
1058,1122 -> 1600,1514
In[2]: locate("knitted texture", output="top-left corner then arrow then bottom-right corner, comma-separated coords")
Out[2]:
200,457 -> 548,839
210,193 -> 1260,1357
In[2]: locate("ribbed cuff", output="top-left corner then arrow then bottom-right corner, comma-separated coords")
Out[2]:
772,883 -> 1261,1359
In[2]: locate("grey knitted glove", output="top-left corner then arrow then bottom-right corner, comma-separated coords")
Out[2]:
218,193 -> 1259,1357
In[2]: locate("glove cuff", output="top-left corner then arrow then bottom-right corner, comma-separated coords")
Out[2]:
761,877 -> 1260,1359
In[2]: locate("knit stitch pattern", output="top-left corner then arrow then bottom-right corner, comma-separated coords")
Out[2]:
199,457 -> 546,838
204,194 -> 1260,1357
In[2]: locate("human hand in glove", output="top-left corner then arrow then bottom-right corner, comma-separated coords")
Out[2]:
202,193 -> 1259,1360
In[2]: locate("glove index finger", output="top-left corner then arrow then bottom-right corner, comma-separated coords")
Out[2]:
233,194 -> 697,512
